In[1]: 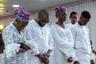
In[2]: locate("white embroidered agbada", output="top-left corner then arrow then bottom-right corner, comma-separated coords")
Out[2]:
2,23 -> 38,64
50,24 -> 77,64
71,23 -> 93,64
26,19 -> 54,64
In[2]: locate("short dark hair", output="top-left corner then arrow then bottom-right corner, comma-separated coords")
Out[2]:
38,10 -> 49,17
81,11 -> 91,19
70,11 -> 78,18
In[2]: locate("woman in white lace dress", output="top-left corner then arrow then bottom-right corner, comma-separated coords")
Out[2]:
2,6 -> 33,64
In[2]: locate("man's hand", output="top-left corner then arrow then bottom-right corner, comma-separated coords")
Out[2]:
35,54 -> 43,63
35,54 -> 49,64
73,61 -> 79,64
46,49 -> 52,57
35,54 -> 42,59
90,59 -> 95,64
92,48 -> 96,55
20,43 -> 31,51
47,49 -> 52,54
42,54 -> 49,64
67,57 -> 73,63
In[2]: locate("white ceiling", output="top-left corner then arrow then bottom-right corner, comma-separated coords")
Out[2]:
0,0 -> 79,16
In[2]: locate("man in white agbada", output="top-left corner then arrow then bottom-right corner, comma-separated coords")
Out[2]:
50,5 -> 79,64
2,6 -> 37,64
71,11 -> 95,64
26,10 -> 54,64
65,11 -> 79,64
66,11 -> 79,29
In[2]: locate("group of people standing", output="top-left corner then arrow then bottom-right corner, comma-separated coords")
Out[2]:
2,5 -> 96,64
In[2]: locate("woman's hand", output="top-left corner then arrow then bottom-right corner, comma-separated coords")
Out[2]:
67,57 -> 73,63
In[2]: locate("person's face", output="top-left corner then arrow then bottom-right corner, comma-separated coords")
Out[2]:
70,14 -> 78,24
18,21 -> 28,31
58,12 -> 67,22
38,15 -> 49,27
79,16 -> 89,26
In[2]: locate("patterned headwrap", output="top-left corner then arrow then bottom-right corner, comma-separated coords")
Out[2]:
14,6 -> 31,22
55,5 -> 67,17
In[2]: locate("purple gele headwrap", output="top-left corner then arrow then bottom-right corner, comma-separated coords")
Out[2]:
14,6 -> 31,22
55,5 -> 67,17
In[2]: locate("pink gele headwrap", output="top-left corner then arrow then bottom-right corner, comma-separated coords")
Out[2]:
14,6 -> 31,22
55,5 -> 67,17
